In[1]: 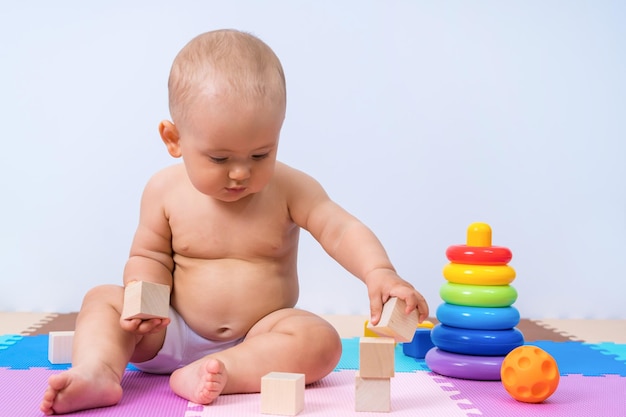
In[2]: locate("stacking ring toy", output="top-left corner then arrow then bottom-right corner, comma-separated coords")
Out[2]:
443,263 -> 516,285
425,347 -> 504,381
436,303 -> 520,330
440,283 -> 518,307
431,324 -> 524,356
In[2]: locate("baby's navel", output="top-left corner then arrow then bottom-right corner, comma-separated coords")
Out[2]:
216,327 -> 233,338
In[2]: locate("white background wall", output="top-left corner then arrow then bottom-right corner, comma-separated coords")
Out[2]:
1,1 -> 624,319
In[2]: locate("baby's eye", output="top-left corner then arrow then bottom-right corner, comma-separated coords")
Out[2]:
209,156 -> 228,164
251,153 -> 270,161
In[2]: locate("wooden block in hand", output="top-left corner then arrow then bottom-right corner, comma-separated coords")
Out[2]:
121,281 -> 170,320
261,372 -> 305,416
367,297 -> 419,342
359,337 -> 395,378
48,331 -> 74,364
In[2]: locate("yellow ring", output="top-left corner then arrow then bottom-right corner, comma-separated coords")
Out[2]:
443,263 -> 516,285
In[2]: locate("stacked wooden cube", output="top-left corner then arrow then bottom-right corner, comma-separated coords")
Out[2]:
356,337 -> 395,412
357,297 -> 419,412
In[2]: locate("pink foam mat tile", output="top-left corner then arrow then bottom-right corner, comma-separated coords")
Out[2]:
185,370 -> 476,416
433,373 -> 626,417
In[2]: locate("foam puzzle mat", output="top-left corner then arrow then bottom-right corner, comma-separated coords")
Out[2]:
0,313 -> 625,416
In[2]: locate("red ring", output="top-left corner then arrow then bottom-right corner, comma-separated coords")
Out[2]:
446,245 -> 512,265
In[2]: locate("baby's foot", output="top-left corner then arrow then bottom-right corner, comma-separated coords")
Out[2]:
170,358 -> 228,405
40,365 -> 123,415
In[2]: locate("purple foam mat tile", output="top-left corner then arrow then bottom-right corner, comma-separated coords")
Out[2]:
433,373 -> 626,417
0,368 -> 188,417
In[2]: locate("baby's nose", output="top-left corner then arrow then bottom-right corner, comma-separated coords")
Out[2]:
228,164 -> 250,181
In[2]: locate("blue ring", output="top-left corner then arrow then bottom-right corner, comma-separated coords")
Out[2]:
425,348 -> 504,381
436,303 -> 520,330
431,324 -> 524,356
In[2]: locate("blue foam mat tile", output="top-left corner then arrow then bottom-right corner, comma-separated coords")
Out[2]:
0,335 -> 141,371
589,342 -> 626,363
335,337 -> 430,372
528,341 -> 626,376
4,334 -> 625,378
0,335 -> 69,370
0,335 -> 23,349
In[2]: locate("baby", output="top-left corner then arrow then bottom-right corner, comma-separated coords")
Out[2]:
40,29 -> 429,415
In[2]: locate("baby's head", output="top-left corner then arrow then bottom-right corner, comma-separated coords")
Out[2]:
160,30 -> 286,202
167,29 -> 286,125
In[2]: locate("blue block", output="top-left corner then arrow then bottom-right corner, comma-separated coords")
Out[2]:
402,328 -> 435,359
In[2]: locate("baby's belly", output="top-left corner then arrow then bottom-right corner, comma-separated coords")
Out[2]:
170,256 -> 299,341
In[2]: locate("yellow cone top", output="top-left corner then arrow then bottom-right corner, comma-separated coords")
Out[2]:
467,222 -> 492,247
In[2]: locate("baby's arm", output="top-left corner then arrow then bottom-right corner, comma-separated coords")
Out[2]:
283,165 -> 429,325
120,170 -> 175,334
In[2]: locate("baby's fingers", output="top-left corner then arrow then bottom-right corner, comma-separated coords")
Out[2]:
136,318 -> 170,334
120,317 -> 169,335
400,292 -> 430,323
415,295 -> 430,322
368,293 -> 386,326
120,317 -> 142,332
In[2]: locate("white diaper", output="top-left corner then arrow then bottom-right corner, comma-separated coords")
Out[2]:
131,307 -> 244,374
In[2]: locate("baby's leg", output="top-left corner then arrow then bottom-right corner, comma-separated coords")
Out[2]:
40,285 -> 161,415
169,309 -> 342,404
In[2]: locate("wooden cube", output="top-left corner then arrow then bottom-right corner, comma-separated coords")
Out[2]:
367,297 -> 419,342
355,371 -> 391,412
359,337 -> 395,378
261,372 -> 305,416
121,281 -> 170,320
48,331 -> 74,364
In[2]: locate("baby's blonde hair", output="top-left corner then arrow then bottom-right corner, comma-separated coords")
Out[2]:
168,29 -> 286,123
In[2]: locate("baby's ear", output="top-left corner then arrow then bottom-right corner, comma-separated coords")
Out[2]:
159,120 -> 182,158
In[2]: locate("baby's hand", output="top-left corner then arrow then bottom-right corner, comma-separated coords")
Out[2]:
120,317 -> 170,335
120,280 -> 171,334
365,268 -> 429,326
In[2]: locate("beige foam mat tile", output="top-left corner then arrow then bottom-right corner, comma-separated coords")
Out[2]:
534,319 -> 626,343
0,312 -> 57,335
322,314 -> 369,338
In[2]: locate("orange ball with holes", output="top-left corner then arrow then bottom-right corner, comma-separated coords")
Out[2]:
501,346 -> 560,403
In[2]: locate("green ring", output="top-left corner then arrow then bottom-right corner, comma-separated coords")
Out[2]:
440,283 -> 518,307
